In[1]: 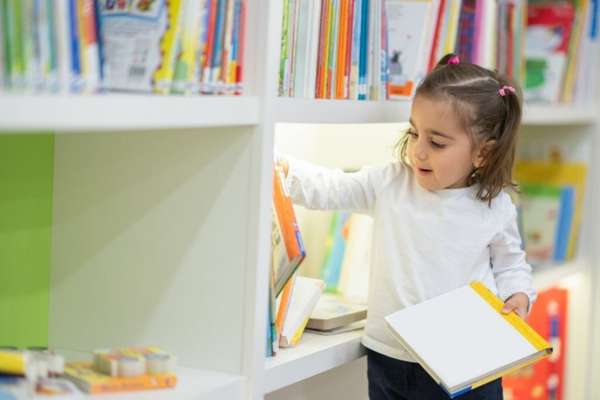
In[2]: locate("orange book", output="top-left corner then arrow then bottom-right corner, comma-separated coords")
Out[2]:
272,165 -> 306,296
275,274 -> 296,335
64,362 -> 177,394
336,0 -> 350,99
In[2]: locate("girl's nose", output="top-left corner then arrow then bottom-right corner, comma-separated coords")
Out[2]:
416,147 -> 427,161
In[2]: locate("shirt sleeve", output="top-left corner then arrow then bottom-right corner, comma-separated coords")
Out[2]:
490,200 -> 537,310
284,157 -> 394,214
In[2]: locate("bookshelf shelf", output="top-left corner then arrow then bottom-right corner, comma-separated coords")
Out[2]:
0,95 -> 260,132
274,97 -> 412,124
33,368 -> 245,400
274,98 -> 598,126
522,104 -> 598,126
264,330 -> 366,394
532,258 -> 590,290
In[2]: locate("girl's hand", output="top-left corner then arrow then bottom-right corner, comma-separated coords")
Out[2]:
274,151 -> 289,177
501,292 -> 529,319
279,159 -> 289,177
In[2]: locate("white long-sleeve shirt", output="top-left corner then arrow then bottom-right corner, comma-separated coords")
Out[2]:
286,158 -> 536,362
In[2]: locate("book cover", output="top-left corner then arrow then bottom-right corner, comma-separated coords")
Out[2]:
519,183 -> 562,265
307,293 -> 367,331
320,211 -> 350,292
337,213 -> 372,304
524,2 -> 575,103
515,161 -> 587,260
385,282 -> 552,398
503,287 -> 568,400
279,276 -> 325,347
64,362 -> 177,394
386,0 -> 431,98
172,0 -> 204,94
97,0 -> 183,93
272,164 -> 306,296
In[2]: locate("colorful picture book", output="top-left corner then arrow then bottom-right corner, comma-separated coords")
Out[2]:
519,183 -> 574,264
64,362 -> 177,394
386,0 -> 431,98
503,287 -> 568,400
385,282 -> 552,398
515,161 -> 587,263
271,164 -> 306,296
524,2 -> 575,103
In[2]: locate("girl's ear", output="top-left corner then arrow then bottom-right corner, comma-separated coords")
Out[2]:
473,139 -> 496,168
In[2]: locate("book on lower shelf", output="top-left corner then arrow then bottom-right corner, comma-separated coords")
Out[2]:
306,293 -> 367,332
385,282 -> 552,398
515,160 -> 587,264
64,362 -> 177,394
278,276 -> 326,347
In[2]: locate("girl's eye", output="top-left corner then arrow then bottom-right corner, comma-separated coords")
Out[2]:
431,140 -> 446,149
407,130 -> 418,138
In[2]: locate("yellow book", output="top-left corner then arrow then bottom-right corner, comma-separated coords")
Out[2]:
153,0 -> 185,94
385,282 -> 552,398
444,0 -> 462,54
64,362 -> 177,394
514,161 -> 587,259
561,0 -> 589,102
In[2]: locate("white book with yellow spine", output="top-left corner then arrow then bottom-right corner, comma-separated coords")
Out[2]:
385,282 -> 552,398
279,277 -> 325,347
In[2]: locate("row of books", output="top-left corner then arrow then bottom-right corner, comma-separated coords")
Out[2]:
0,347 -> 176,396
0,0 -> 246,95
278,0 -> 390,100
515,160 -> 588,266
524,0 -> 598,104
268,165 -> 370,356
268,164 -> 316,356
278,0 -> 599,103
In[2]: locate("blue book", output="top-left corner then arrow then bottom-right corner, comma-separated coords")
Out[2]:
554,186 -> 575,262
210,0 -> 227,86
358,0 -> 369,100
320,211 -> 350,292
67,0 -> 83,92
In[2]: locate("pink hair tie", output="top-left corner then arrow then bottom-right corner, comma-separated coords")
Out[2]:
447,55 -> 460,65
498,85 -> 516,96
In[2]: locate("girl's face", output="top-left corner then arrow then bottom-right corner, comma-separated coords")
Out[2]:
407,95 -> 484,191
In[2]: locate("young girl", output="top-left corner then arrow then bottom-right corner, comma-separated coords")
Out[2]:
278,53 -> 535,400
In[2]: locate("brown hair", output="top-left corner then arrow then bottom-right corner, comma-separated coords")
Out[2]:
396,53 -> 522,205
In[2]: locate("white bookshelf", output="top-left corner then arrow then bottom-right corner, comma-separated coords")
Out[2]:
522,104 -> 598,126
1,1 -> 599,400
0,95 -> 260,132
274,98 -> 412,124
532,258 -> 590,290
264,330 -> 365,394
274,98 -> 597,126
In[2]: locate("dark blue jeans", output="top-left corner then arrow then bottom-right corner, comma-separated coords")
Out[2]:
367,349 -> 504,400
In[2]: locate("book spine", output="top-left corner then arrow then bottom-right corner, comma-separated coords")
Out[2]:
67,0 -> 83,92
357,0 -> 368,100
201,0 -> 217,91
153,0 -> 184,94
234,0 -> 245,94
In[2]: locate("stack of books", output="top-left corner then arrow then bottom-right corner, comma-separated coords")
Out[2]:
0,0 -> 246,95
